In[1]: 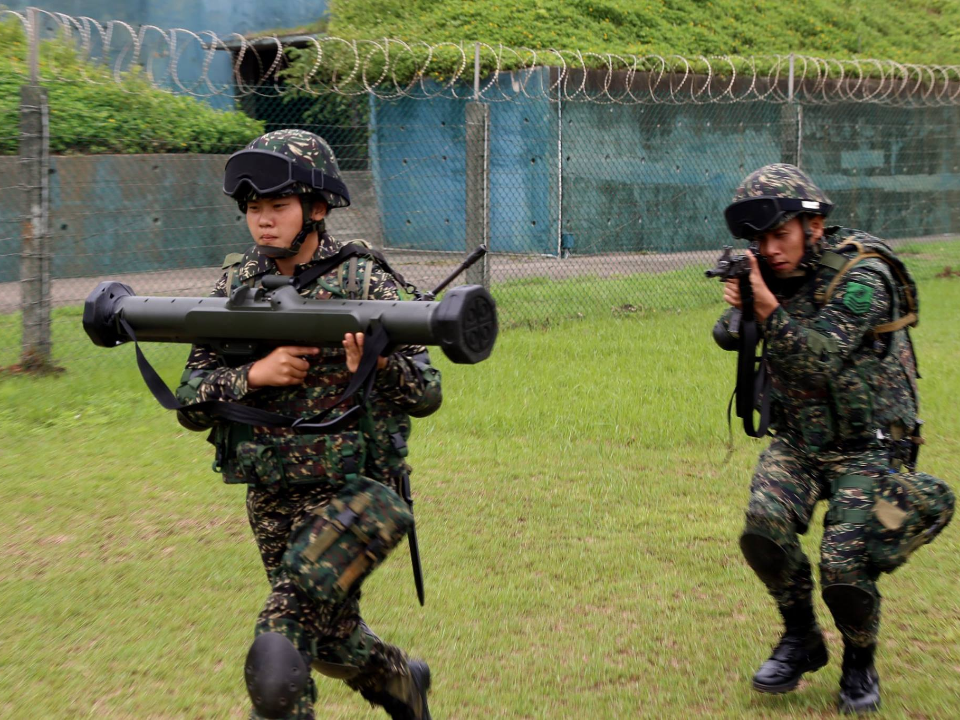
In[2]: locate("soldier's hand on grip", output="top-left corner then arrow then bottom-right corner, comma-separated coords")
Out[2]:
724,279 -> 742,310
248,346 -> 319,388
744,251 -> 780,322
342,332 -> 389,374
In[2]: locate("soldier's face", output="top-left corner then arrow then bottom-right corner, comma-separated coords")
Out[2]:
245,197 -> 327,249
757,217 -> 822,276
246,196 -> 304,250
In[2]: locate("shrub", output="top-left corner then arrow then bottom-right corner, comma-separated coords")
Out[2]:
0,18 -> 263,155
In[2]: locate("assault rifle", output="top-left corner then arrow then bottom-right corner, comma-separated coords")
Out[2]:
705,243 -> 774,439
83,244 -> 496,607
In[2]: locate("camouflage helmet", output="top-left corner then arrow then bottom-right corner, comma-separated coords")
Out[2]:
224,129 -> 351,211
223,129 -> 351,259
724,163 -> 833,239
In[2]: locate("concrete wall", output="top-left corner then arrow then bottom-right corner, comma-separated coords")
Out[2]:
801,104 -> 960,237
368,73 -> 960,256
0,156 -> 381,283
560,102 -> 783,254
558,101 -> 960,254
3,97 -> 959,282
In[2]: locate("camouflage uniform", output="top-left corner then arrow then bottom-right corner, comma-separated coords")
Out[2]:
719,165 -> 954,712
177,130 -> 441,720
721,211 -> 951,649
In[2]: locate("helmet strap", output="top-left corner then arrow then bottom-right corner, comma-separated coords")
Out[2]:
253,197 -> 325,260
798,214 -> 824,270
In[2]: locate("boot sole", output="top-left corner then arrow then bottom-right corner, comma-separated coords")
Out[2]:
839,697 -> 880,714
752,653 -> 829,694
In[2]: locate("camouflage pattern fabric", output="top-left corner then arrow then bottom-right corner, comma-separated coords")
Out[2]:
732,163 -> 834,205
746,438 -> 890,647
718,227 -> 920,450
282,475 -> 414,620
175,231 -> 442,719
731,162 -> 831,235
725,225 -> 951,649
247,484 -> 415,720
236,129 -> 350,209
868,470 -> 954,573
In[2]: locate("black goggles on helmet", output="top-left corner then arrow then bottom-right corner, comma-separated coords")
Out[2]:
724,196 -> 831,238
223,149 -> 350,206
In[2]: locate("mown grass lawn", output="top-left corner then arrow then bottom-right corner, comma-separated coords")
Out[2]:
1,277 -> 958,719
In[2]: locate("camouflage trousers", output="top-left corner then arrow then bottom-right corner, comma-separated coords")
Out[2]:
742,437 -> 889,648
245,483 -> 411,720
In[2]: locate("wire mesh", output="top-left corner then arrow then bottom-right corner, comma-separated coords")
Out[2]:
2,11 -> 960,370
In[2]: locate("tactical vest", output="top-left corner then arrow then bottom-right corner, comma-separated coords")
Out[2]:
213,240 -> 413,492
769,228 -> 920,450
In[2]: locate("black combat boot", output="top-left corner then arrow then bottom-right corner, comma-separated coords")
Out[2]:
838,644 -> 880,714
752,604 -> 829,693
359,659 -> 432,720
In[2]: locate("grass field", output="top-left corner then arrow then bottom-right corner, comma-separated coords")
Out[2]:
1,276 -> 958,718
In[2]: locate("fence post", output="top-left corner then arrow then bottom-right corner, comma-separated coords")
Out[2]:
465,44 -> 489,288
780,53 -> 803,167
20,7 -> 53,370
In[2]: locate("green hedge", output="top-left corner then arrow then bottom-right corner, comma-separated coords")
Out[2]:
0,19 -> 263,155
282,0 -> 960,85
327,0 -> 960,64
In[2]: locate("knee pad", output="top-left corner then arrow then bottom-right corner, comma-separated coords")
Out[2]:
740,532 -> 789,586
822,584 -> 878,629
282,476 -> 413,617
244,632 -> 309,719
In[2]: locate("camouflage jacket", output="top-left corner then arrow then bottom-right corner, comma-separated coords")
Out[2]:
720,227 -> 919,451
175,233 -> 442,489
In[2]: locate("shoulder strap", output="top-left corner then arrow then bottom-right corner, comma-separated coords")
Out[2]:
341,256 -> 362,299
816,239 -> 918,335
222,253 -> 245,295
221,252 -> 244,269
293,238 -> 416,295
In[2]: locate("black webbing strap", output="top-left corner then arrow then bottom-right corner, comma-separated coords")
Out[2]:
120,315 -> 391,433
734,276 -> 772,438
293,238 -> 414,294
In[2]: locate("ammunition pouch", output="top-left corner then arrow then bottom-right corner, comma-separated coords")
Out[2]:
208,421 -> 254,482
796,402 -> 836,453
282,475 -> 413,619
209,423 -> 367,489
886,422 -> 924,472
207,420 -> 285,488
236,441 -> 286,489
867,470 -> 954,573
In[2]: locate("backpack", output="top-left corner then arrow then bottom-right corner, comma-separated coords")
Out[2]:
815,235 -> 919,338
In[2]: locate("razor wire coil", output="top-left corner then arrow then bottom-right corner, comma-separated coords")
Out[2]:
6,9 -> 960,107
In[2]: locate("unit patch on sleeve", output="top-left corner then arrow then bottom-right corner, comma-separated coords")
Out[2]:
843,281 -> 875,314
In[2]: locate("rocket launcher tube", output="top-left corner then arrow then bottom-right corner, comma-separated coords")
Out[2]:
83,280 -> 497,365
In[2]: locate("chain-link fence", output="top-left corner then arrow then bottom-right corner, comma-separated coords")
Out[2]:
2,10 -> 960,369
